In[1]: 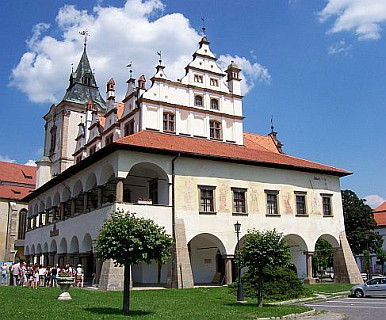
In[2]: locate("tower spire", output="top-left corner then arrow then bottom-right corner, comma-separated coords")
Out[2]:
79,30 -> 89,49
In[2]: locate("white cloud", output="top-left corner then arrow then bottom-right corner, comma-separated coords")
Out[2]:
364,195 -> 386,209
0,155 -> 16,163
328,39 -> 352,55
319,0 -> 386,41
217,55 -> 271,95
24,160 -> 37,167
10,0 -> 267,104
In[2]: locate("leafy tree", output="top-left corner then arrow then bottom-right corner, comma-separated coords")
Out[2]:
312,239 -> 333,277
96,211 -> 173,316
376,249 -> 386,275
239,229 -> 291,307
341,190 -> 383,255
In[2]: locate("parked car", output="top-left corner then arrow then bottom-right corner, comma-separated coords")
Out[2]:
350,277 -> 386,298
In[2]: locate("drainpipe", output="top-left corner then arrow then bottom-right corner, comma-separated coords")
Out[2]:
170,152 -> 181,288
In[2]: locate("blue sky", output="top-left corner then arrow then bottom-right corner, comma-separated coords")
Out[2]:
0,0 -> 385,207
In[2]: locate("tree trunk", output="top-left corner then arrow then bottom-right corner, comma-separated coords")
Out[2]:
257,272 -> 263,308
123,264 -> 131,316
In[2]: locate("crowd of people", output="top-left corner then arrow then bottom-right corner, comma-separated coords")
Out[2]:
1,262 -> 84,288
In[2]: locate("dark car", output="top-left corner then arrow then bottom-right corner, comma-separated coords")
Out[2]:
350,277 -> 386,298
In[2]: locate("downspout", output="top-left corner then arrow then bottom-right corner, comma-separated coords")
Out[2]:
171,152 -> 181,288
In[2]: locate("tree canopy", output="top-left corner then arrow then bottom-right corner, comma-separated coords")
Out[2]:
239,229 -> 291,307
96,211 -> 173,315
342,189 -> 383,255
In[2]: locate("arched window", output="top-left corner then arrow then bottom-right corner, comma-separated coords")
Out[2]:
49,125 -> 57,155
210,98 -> 219,110
83,73 -> 91,86
195,95 -> 203,107
18,210 -> 27,240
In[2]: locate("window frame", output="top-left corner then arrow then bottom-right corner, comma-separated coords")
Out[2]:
124,119 -> 135,136
210,98 -> 219,110
209,120 -> 222,140
163,112 -> 175,133
105,134 -> 113,146
265,190 -> 279,216
210,78 -> 219,87
194,95 -> 203,107
295,192 -> 307,216
198,185 -> 216,214
232,188 -> 247,215
194,74 -> 203,83
321,194 -> 333,217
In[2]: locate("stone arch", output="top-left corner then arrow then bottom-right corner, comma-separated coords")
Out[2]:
125,162 -> 170,205
99,164 -> 116,185
39,201 -> 45,213
53,192 -> 61,207
81,233 -> 93,253
85,173 -> 97,191
316,234 -> 340,248
188,233 -> 227,284
33,203 -> 39,216
69,236 -> 79,254
36,243 -> 42,255
25,245 -> 30,256
62,186 -> 71,202
50,240 -> 57,253
284,234 -> 309,279
31,244 -> 35,255
46,196 -> 52,210
58,238 -> 67,254
312,234 -> 340,281
43,242 -> 49,253
72,180 -> 83,197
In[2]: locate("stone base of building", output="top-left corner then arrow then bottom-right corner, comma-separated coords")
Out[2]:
333,232 -> 363,284
98,259 -> 125,291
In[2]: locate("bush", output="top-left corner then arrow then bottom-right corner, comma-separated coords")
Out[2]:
229,266 -> 305,301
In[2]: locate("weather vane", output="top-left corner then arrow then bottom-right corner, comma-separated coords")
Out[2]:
157,51 -> 162,65
270,115 -> 275,132
126,61 -> 133,78
79,30 -> 89,47
201,17 -> 206,35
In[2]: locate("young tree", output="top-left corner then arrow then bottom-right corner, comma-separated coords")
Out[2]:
312,239 -> 333,277
96,211 -> 173,316
376,249 -> 386,275
341,190 -> 383,255
239,229 -> 291,307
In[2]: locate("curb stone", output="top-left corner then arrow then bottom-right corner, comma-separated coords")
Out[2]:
258,309 -> 317,320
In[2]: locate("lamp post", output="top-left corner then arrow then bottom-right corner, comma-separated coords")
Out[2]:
234,221 -> 245,302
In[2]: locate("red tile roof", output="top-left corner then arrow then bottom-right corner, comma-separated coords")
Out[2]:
0,161 -> 36,185
243,132 -> 280,153
0,185 -> 34,201
115,131 -> 351,176
374,201 -> 386,213
0,161 -> 36,201
374,202 -> 386,227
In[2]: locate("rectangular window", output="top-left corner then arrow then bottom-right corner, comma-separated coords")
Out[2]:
163,113 -> 175,132
266,191 -> 279,215
233,188 -> 247,214
105,134 -> 113,146
194,74 -> 203,83
199,186 -> 215,213
209,120 -> 221,139
149,179 -> 158,204
296,194 -> 307,215
210,78 -> 219,87
124,120 -> 135,136
322,196 -> 332,216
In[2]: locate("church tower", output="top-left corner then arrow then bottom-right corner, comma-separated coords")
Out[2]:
36,41 -> 105,187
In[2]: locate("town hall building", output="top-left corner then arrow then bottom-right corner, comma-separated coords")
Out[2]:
23,33 -> 361,289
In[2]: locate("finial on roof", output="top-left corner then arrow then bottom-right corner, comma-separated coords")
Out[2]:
157,51 -> 162,65
71,63 -> 74,73
201,17 -> 206,36
270,115 -> 274,133
126,61 -> 133,78
79,30 -> 89,48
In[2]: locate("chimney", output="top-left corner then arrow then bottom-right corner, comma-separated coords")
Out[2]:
225,61 -> 242,96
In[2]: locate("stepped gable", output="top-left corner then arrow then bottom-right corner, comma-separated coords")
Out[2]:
115,131 -> 351,176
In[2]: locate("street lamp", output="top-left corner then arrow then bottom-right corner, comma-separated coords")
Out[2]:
234,221 -> 245,302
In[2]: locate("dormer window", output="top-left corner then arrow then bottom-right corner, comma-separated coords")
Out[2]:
210,78 -> 219,87
194,74 -> 203,83
209,120 -> 221,140
210,98 -> 219,110
195,95 -> 203,107
83,73 -> 91,86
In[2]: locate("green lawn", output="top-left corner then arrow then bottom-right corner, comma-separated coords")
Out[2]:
0,286 -> 311,319
304,282 -> 353,294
